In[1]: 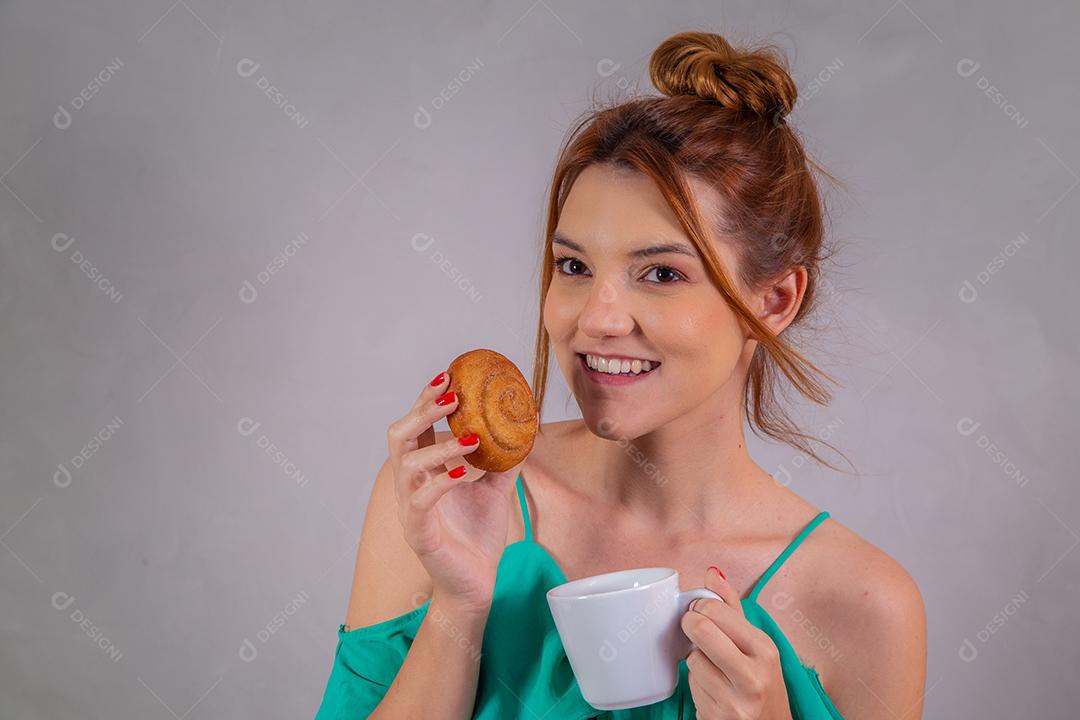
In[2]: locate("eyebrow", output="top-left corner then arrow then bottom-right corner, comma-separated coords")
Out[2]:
552,231 -> 698,259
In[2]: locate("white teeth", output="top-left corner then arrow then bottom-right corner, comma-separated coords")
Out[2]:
585,354 -> 658,376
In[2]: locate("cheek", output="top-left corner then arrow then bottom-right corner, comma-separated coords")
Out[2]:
652,302 -> 745,374
543,286 -> 578,338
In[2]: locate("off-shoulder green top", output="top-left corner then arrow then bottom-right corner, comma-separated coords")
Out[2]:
314,472 -> 844,719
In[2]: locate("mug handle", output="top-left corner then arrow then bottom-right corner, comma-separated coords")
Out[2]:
676,587 -> 724,657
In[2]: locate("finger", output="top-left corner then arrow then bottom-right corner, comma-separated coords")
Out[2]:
686,660 -> 723,717
408,466 -> 470,514
688,599 -> 763,660
681,607 -> 752,688
399,466 -> 470,555
400,432 -> 481,493
704,566 -> 743,614
387,369 -> 458,458
686,647 -> 737,701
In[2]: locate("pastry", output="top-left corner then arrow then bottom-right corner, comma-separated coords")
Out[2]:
446,348 -> 539,472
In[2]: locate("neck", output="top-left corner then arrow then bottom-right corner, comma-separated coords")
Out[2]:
587,381 -> 764,534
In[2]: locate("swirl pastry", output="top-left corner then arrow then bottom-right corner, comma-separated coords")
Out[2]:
446,348 -> 539,472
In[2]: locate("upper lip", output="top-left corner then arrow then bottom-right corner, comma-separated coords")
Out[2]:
577,350 -> 661,364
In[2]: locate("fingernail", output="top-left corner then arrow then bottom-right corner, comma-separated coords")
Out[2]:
708,566 -> 726,579
435,391 -> 456,406
430,372 -> 447,386
448,465 -> 467,479
458,433 -> 479,446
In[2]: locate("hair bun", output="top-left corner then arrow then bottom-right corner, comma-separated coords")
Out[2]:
649,31 -> 797,120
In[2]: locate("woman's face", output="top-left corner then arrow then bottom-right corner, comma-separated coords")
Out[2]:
543,163 -> 756,440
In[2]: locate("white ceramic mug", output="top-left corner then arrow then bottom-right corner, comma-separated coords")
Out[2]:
546,567 -> 722,710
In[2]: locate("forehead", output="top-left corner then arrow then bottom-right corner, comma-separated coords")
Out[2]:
555,163 -> 723,252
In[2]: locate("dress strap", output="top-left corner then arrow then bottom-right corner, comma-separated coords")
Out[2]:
515,471 -> 534,542
747,511 -> 830,603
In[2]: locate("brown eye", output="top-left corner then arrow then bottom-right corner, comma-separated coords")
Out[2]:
643,265 -> 685,284
554,256 -> 590,276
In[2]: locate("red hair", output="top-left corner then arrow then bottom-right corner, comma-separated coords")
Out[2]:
531,31 -> 849,469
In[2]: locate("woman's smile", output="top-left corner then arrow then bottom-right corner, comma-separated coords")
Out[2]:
577,352 -> 661,386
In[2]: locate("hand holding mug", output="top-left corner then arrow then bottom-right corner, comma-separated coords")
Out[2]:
681,567 -> 793,719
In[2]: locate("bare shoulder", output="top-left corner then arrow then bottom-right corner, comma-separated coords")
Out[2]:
799,516 -> 927,714
343,454 -> 432,630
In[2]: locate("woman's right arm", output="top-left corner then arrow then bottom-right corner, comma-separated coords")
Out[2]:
346,455 -> 491,720
337,370 -> 523,719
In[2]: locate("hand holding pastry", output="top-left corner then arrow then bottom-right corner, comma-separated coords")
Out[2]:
384,350 -> 536,614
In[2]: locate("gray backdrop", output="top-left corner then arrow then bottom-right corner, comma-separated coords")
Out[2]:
2,1 -> 1077,718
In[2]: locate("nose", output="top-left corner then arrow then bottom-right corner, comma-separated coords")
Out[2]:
578,273 -> 634,339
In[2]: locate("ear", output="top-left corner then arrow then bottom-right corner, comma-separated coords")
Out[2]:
756,265 -> 807,335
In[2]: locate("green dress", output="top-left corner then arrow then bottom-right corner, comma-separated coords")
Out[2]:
314,472 -> 845,719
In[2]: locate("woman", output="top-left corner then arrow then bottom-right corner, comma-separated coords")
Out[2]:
315,30 -> 927,719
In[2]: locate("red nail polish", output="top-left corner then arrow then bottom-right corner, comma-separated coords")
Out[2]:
708,566 -> 726,579
448,465 -> 467,479
458,433 -> 479,446
435,391 -> 456,406
430,372 -> 447,386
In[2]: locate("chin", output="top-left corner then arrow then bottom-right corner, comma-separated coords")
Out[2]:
581,409 -> 638,442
